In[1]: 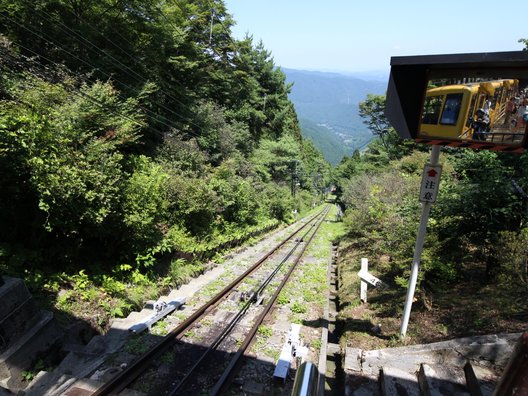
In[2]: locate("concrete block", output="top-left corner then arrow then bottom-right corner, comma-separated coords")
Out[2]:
344,347 -> 362,374
419,363 -> 470,396
0,311 -> 60,383
327,342 -> 340,355
0,299 -> 40,354
464,362 -> 496,396
361,333 -> 520,378
380,366 -> 420,396
24,371 -> 74,396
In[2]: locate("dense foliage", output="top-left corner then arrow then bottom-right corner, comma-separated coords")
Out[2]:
0,0 -> 330,287
336,94 -> 528,293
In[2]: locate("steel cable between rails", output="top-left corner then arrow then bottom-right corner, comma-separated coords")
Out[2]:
209,205 -> 332,396
167,209 -> 328,395
90,208 -> 327,396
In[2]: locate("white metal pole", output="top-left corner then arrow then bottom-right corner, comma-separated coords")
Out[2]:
400,145 -> 441,339
360,258 -> 368,303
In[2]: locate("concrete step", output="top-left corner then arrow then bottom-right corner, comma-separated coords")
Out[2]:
358,333 -> 519,378
380,366 -> 420,396
62,377 -> 146,396
418,363 -> 470,396
0,298 -> 41,353
0,277 -> 44,357
24,370 -> 147,396
0,278 -> 31,320
343,334 -> 522,396
0,310 -> 62,389
24,371 -> 76,396
26,296 -> 183,395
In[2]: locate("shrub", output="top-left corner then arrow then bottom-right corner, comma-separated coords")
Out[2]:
490,230 -> 528,288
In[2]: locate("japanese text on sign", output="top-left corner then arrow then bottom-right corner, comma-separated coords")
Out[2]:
419,165 -> 442,203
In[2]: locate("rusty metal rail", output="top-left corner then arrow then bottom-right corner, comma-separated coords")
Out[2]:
209,206 -> 330,396
91,209 -> 326,396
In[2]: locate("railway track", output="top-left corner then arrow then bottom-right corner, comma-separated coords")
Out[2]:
91,206 -> 330,395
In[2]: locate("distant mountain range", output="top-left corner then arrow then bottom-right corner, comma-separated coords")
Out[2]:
284,68 -> 388,165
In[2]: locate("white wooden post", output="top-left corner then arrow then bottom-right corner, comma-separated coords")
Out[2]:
360,258 -> 368,303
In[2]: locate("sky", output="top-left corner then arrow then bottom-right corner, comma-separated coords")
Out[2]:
224,0 -> 527,75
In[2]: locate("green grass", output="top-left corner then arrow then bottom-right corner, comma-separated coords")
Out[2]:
125,336 -> 151,355
151,319 -> 169,336
257,325 -> 273,337
311,338 -> 322,350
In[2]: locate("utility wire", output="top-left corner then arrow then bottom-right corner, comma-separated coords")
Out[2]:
0,13 -> 205,135
32,8 -> 201,133
169,0 -> 232,61
206,0 -> 240,55
3,11 -> 200,133
0,44 -> 164,137
32,2 -> 245,133
2,2 -> 256,141
34,2 -> 196,107
34,7 -> 156,88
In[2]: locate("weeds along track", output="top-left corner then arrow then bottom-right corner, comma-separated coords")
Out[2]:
92,206 -> 330,396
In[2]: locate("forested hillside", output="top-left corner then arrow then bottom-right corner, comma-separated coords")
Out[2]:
298,118 -> 348,165
334,95 -> 528,344
284,68 -> 386,164
0,0 -> 330,320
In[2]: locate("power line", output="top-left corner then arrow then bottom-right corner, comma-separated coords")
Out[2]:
169,0 -> 233,61
8,9 -> 202,133
39,2 -> 196,104
34,2 -> 245,134
1,2 -> 260,144
35,7 -> 153,87
0,13 -> 205,135
206,0 -> 240,55
0,44 -> 164,137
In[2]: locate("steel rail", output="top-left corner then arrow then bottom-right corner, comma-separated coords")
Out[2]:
91,209 -> 325,396
167,210 -> 328,395
209,205 -> 331,396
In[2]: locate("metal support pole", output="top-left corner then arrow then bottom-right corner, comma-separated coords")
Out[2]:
209,9 -> 215,45
400,145 -> 441,339
291,160 -> 297,198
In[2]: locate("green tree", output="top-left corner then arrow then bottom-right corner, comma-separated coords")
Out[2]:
434,149 -> 526,277
0,0 -> 330,278
359,94 -> 416,161
0,74 -> 146,264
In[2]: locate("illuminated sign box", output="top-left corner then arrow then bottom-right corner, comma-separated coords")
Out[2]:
385,51 -> 528,152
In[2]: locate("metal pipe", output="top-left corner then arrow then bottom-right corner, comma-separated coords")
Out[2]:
291,361 -> 319,396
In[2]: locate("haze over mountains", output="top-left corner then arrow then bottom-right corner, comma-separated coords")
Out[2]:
284,68 -> 387,165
